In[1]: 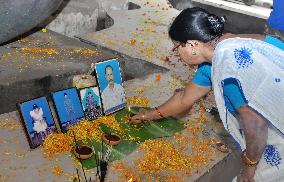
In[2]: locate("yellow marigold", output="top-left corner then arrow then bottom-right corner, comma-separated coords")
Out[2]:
112,162 -> 142,182
127,96 -> 149,107
129,39 -> 136,45
137,140 -> 192,174
52,165 -> 63,176
42,133 -> 73,158
75,49 -> 98,55
155,74 -> 161,81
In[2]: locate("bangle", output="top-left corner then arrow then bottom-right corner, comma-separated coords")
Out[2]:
155,107 -> 165,119
242,150 -> 259,167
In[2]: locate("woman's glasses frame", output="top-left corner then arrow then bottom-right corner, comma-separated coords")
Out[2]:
171,42 -> 186,53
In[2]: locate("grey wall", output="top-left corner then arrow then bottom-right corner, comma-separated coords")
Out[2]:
46,0 -> 132,38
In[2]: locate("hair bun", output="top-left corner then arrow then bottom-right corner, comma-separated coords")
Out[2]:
207,15 -> 226,35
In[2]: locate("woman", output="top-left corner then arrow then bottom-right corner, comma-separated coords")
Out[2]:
130,7 -> 284,182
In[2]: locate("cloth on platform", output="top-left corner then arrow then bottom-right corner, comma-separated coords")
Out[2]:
212,38 -> 284,181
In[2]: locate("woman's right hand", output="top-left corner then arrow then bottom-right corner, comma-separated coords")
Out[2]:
129,108 -> 153,124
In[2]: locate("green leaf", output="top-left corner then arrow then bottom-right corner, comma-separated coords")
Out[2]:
77,107 -> 185,169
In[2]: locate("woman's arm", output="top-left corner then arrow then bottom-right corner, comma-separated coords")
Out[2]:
129,82 -> 211,124
236,105 -> 268,181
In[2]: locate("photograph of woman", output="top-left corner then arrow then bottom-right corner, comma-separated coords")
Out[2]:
80,86 -> 103,120
19,97 -> 57,148
30,104 -> 48,141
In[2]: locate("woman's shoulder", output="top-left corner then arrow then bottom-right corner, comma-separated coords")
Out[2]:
213,37 -> 259,66
217,33 -> 263,46
213,35 -> 284,67
215,37 -> 264,52
220,33 -> 264,40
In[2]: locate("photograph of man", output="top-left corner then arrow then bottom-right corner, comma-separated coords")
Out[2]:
95,59 -> 126,114
52,88 -> 85,132
63,92 -> 76,124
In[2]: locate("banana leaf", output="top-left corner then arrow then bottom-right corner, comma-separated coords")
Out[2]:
78,107 -> 185,169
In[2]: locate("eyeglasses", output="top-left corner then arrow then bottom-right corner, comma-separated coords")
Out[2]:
171,42 -> 186,52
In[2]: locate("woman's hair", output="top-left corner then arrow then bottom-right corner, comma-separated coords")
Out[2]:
169,7 -> 226,43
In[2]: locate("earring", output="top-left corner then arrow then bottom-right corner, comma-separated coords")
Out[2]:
192,49 -> 196,55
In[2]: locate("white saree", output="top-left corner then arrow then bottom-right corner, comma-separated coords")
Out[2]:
212,38 -> 284,181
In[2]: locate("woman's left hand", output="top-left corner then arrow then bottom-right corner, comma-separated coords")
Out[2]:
237,166 -> 256,182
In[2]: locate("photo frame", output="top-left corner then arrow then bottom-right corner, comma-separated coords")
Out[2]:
79,86 -> 103,120
95,58 -> 126,115
18,96 -> 57,149
51,87 -> 85,132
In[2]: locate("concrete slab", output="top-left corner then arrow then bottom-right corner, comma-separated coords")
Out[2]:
76,0 -> 193,80
0,30 -> 117,114
0,30 -> 167,114
0,111 -> 76,182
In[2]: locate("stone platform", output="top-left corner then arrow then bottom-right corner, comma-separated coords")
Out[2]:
0,30 -> 113,114
0,30 -> 166,114
76,0 -> 191,79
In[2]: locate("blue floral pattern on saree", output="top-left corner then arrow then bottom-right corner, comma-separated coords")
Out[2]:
234,47 -> 253,68
275,78 -> 281,83
264,145 -> 281,169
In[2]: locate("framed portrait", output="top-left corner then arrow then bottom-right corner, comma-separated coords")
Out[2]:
95,58 -> 126,115
18,96 -> 57,149
79,86 -> 103,120
51,87 -> 85,132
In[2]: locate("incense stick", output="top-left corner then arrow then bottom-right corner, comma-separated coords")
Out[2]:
94,150 -> 101,181
101,139 -> 104,162
72,131 -> 87,182
76,168 -> 81,182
